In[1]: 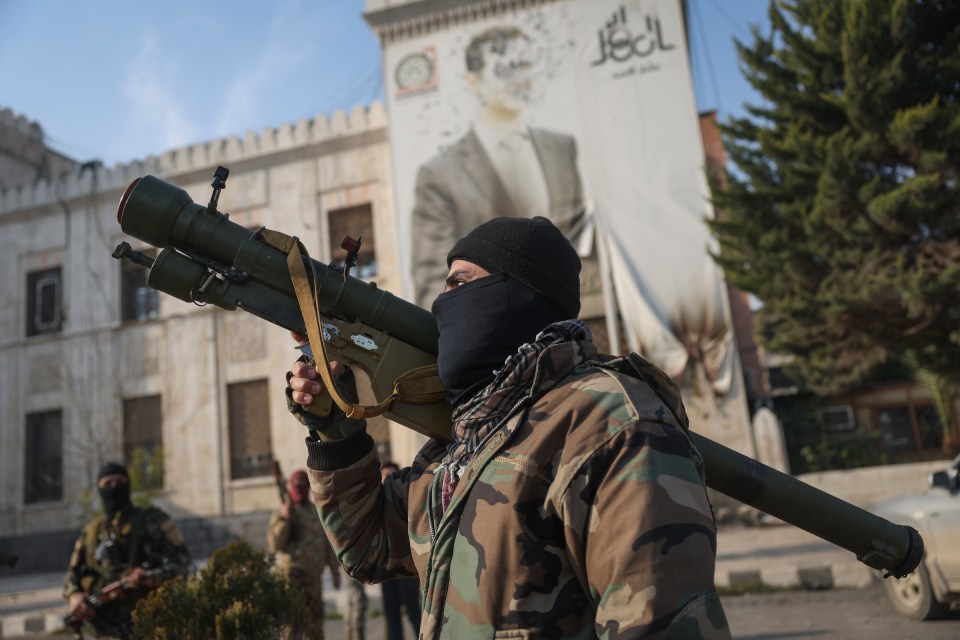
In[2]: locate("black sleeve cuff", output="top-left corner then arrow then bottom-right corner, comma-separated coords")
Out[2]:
305,430 -> 376,471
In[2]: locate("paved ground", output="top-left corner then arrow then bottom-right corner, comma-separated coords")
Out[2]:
714,520 -> 876,590
0,521 -> 882,638
722,582 -> 960,640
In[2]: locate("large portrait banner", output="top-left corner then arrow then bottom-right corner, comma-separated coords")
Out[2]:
383,0 -> 753,453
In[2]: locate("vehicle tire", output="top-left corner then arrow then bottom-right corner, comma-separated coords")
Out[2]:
881,563 -> 950,620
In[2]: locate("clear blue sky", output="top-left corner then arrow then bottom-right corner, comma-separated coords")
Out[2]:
0,0 -> 771,168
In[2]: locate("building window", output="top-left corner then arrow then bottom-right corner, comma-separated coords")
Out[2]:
26,267 -> 62,336
328,204 -> 377,278
877,404 -> 943,458
25,410 -> 63,503
877,407 -> 914,454
819,405 -> 855,432
767,366 -> 799,395
121,249 -> 159,322
123,395 -> 164,490
915,405 -> 944,451
227,379 -> 272,479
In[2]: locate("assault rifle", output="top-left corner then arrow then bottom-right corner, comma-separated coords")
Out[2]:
112,167 -> 924,582
271,458 -> 289,505
64,567 -> 166,640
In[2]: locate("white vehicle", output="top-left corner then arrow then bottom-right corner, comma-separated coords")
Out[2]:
872,454 -> 960,619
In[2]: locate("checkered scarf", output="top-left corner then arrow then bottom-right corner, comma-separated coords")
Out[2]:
438,319 -> 594,512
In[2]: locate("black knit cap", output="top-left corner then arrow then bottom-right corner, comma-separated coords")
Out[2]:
447,216 -> 581,319
97,462 -> 129,481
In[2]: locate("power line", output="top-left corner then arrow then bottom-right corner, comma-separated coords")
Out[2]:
42,133 -> 115,165
704,0 -> 752,39
339,59 -> 385,111
303,51 -> 383,119
690,0 -> 724,114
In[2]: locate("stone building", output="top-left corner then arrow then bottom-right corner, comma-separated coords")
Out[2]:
0,104 -> 410,568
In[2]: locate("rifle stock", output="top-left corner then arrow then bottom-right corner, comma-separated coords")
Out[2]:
113,169 -> 922,580
271,459 -> 289,505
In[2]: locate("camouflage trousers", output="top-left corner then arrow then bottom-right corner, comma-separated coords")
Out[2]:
345,577 -> 368,640
284,568 -> 325,640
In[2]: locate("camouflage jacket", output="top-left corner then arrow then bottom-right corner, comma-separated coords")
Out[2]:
266,501 -> 339,576
306,336 -> 730,639
63,506 -> 191,599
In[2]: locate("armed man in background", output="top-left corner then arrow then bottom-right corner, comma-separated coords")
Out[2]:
266,468 -> 341,639
64,462 -> 191,640
343,570 -> 368,640
286,216 -> 731,639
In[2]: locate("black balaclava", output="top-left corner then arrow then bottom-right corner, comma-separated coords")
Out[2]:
433,274 -> 563,402
433,216 -> 581,405
97,462 -> 132,516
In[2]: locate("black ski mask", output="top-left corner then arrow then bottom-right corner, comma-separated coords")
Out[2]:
436,216 -> 582,404
432,273 -> 564,404
97,462 -> 132,516
99,483 -> 131,516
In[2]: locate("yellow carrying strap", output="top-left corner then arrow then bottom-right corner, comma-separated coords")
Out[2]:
391,365 -> 448,405
260,228 -> 445,420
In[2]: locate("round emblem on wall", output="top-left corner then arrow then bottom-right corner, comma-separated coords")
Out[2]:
395,52 -> 434,89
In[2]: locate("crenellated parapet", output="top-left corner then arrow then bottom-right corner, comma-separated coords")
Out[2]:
0,107 -> 44,142
0,107 -> 46,165
0,101 -> 388,214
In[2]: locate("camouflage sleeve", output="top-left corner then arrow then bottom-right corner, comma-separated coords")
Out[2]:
266,508 -> 292,553
320,521 -> 340,575
307,447 -> 416,584
146,509 -> 191,578
63,529 -> 88,598
559,416 -> 730,638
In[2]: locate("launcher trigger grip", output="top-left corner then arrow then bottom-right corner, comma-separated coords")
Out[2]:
302,358 -> 335,419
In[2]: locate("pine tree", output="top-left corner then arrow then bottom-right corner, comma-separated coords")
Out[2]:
709,0 -> 960,396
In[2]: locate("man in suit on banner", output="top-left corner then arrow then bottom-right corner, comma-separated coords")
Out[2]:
411,25 -> 590,308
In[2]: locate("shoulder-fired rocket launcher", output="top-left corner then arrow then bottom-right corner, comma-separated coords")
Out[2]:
113,168 -> 923,581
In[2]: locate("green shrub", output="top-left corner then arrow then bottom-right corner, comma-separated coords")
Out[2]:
133,539 -> 313,639
798,428 -> 888,472
777,395 -> 887,473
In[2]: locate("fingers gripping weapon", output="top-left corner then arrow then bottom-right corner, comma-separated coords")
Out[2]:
63,567 -> 166,639
113,169 -> 923,581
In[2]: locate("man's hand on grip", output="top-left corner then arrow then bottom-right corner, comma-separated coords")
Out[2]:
67,592 -> 94,622
286,334 -> 365,440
